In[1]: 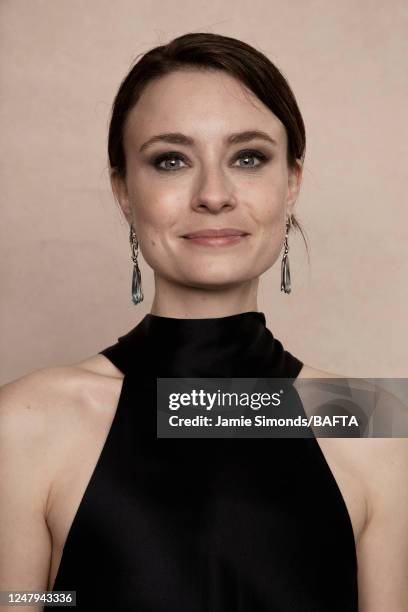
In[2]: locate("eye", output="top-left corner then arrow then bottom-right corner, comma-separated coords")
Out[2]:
152,152 -> 188,172
233,149 -> 268,169
151,148 -> 270,172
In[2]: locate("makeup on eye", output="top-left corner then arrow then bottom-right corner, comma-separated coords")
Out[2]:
149,148 -> 272,172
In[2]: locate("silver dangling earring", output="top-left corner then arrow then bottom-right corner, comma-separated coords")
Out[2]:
280,216 -> 292,294
129,225 -> 144,305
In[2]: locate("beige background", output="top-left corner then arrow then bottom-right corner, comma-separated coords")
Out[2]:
1,0 -> 407,384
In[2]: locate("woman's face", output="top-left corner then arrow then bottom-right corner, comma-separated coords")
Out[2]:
112,68 -> 302,289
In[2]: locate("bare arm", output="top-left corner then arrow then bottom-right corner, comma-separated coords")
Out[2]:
0,372 -> 54,611
356,436 -> 408,610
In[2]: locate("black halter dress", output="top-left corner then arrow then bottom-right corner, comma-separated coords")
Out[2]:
46,311 -> 358,611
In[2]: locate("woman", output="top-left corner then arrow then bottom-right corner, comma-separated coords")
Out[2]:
1,32 -> 407,611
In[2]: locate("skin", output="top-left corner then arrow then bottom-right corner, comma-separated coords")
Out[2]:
0,68 -> 407,611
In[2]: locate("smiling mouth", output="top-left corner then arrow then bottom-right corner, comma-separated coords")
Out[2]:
182,234 -> 249,247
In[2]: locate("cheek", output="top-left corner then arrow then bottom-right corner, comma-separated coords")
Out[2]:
247,171 -> 287,221
130,182 -> 181,235
249,192 -> 284,231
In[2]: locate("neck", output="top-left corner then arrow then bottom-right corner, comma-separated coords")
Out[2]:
151,273 -> 259,319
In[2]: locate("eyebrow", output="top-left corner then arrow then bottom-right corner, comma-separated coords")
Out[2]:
139,130 -> 278,152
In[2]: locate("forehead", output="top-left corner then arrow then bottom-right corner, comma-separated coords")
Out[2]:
123,69 -> 286,147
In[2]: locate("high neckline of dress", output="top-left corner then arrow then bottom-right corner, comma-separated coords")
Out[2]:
143,310 -> 266,328
140,311 -> 268,378
102,309 -> 302,380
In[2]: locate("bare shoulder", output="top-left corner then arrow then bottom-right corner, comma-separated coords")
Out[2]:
0,365 -> 87,444
0,357 -> 123,488
297,365 -> 408,479
0,357 -> 122,424
353,386 -> 408,518
0,359 -> 124,592
0,359 -> 125,528
299,374 -> 408,606
296,366 -> 408,543
297,363 -> 345,379
75,353 -> 124,379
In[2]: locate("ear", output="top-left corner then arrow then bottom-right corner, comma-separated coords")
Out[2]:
286,159 -> 303,218
110,170 -> 132,225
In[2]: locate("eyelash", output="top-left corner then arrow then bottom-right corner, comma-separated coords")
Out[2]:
151,149 -> 270,172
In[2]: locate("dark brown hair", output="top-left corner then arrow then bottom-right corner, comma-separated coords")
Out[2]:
108,32 -> 309,254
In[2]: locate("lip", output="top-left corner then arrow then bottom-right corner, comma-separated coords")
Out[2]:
182,228 -> 249,238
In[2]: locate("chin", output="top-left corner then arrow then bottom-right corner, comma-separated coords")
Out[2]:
180,269 -> 254,288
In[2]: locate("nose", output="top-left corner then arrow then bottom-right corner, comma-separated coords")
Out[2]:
191,164 -> 237,214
